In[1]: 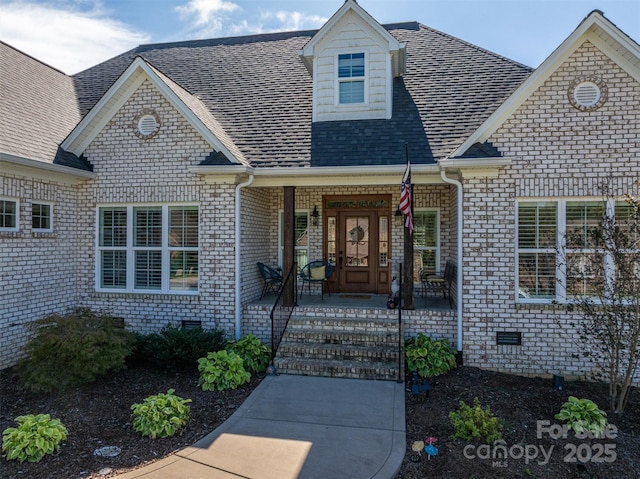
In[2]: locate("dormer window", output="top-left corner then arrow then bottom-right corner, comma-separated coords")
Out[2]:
338,53 -> 365,104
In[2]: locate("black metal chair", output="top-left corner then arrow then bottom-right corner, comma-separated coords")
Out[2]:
420,260 -> 455,309
299,260 -> 334,300
257,262 -> 283,299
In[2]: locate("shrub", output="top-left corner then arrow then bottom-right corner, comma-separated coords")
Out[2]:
449,398 -> 504,443
226,334 -> 270,374
2,414 -> 68,463
132,325 -> 227,371
17,309 -> 135,393
404,333 -> 457,378
198,350 -> 251,391
131,389 -> 192,439
555,396 -> 608,437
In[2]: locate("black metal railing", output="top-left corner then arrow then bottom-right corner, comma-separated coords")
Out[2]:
397,262 -> 403,383
270,263 -> 298,367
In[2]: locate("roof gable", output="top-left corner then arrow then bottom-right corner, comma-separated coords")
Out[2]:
452,10 -> 640,158
299,0 -> 405,77
62,57 -> 246,165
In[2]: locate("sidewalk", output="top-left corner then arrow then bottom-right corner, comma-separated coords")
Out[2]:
116,375 -> 406,479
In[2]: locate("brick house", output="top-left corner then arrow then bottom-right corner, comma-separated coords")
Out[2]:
1,1 -> 639,381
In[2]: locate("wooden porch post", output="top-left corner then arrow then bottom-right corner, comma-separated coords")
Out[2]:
283,186 -> 296,307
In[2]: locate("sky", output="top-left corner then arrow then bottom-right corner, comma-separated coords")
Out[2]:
0,0 -> 639,75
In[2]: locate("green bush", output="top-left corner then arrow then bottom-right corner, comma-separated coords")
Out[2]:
131,389 -> 192,439
17,309 -> 135,393
449,398 -> 504,443
405,333 -> 457,378
198,350 -> 251,391
2,414 -> 68,463
132,325 -> 227,371
226,334 -> 270,374
555,396 -> 608,437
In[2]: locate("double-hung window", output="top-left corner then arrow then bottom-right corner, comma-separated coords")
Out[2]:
338,53 -> 365,104
0,198 -> 19,232
413,209 -> 440,282
32,202 -> 53,232
98,205 -> 199,293
517,199 -> 640,302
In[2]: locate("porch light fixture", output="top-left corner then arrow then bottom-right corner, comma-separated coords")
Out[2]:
394,207 -> 403,226
311,205 -> 319,226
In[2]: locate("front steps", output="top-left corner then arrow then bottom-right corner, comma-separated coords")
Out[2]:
274,316 -> 402,381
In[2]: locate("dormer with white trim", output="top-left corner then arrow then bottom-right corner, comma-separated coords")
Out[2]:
299,0 -> 405,122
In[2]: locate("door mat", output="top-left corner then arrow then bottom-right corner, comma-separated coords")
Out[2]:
338,295 -> 371,299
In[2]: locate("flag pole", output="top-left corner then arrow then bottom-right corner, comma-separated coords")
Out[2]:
402,143 -> 414,310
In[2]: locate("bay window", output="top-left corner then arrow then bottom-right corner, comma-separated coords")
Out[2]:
98,205 -> 198,293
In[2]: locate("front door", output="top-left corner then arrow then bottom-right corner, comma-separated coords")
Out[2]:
324,195 -> 391,294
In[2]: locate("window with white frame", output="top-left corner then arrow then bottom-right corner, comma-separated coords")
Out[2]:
0,199 -> 19,231
517,199 -> 639,302
32,202 -> 53,232
338,53 -> 365,104
278,211 -> 309,271
413,209 -> 440,282
97,205 -> 198,293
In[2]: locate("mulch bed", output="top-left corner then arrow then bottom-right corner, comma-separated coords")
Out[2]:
1,365 -> 639,478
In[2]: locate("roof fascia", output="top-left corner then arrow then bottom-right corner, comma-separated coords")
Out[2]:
1,152 -> 95,184
439,157 -> 511,179
189,164 -> 443,187
299,0 -> 404,74
451,11 -> 640,158
62,58 -> 242,164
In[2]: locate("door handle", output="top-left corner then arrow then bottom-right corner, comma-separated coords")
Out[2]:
338,251 -> 343,269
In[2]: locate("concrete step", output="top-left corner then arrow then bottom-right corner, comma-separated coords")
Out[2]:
274,315 -> 402,381
278,340 -> 399,362
274,357 -> 401,381
282,329 -> 398,348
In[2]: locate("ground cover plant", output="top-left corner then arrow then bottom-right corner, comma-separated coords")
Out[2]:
1,365 -> 639,478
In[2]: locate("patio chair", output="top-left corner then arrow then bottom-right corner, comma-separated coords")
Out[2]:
299,260 -> 334,300
420,260 -> 455,309
257,262 -> 283,299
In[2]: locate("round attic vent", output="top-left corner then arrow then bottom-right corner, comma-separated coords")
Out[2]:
133,109 -> 161,139
568,77 -> 607,111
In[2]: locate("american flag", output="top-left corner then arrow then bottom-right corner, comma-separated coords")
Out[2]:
399,158 -> 413,234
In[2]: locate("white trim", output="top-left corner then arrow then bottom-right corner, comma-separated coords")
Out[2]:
1,153 -> 95,182
62,58 -> 243,165
335,51 -> 368,107
31,201 -> 54,233
452,11 -> 640,158
0,197 -> 20,232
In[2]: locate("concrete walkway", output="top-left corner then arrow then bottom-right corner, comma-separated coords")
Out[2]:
116,375 -> 406,479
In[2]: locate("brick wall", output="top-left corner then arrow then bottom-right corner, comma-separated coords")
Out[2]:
0,174 -> 81,368
462,41 -> 640,381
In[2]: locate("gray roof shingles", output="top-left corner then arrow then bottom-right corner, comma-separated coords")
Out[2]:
10,21 -> 533,170
0,41 -> 82,165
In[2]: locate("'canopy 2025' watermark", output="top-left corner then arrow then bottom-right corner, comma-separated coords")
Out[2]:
463,420 -> 617,468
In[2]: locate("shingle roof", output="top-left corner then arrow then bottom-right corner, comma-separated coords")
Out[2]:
72,22 -> 533,167
0,41 -> 82,164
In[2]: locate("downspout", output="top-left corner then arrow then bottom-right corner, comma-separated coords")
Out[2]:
235,174 -> 255,340
440,169 -> 464,352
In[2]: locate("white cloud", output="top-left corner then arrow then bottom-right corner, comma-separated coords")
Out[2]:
175,0 -> 239,37
0,1 -> 149,74
259,10 -> 327,32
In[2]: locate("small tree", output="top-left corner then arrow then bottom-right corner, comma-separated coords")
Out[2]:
560,185 -> 640,413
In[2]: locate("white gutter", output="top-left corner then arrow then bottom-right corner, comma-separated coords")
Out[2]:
1,152 -> 96,179
190,163 -> 440,177
440,169 -> 464,352
234,174 -> 255,340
